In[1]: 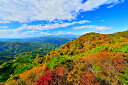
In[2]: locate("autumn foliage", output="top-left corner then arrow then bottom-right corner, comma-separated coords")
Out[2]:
36,66 -> 68,85
1,31 -> 128,85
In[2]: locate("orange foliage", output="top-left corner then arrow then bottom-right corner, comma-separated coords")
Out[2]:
3,31 -> 128,85
5,64 -> 46,85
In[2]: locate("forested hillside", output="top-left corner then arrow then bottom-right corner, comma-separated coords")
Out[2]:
0,47 -> 58,82
0,42 -> 58,65
0,31 -> 128,85
0,37 -> 74,65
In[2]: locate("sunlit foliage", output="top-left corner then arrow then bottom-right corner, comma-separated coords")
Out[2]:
0,31 -> 128,85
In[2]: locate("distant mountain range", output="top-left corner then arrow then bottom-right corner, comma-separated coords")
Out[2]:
0,34 -> 78,44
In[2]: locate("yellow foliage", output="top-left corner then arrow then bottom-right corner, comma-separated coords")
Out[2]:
0,82 -> 4,85
5,64 -> 46,85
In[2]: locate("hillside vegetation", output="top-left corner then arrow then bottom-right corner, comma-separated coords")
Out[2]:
0,37 -> 74,65
0,42 -> 58,65
0,31 -> 128,85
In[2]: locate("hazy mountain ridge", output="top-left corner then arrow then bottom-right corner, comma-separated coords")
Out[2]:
0,34 -> 77,44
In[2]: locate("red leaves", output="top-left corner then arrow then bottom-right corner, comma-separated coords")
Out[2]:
113,58 -> 125,71
114,58 -> 124,62
36,71 -> 52,85
36,66 -> 68,85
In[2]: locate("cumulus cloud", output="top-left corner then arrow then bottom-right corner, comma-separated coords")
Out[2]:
73,25 -> 112,31
0,0 -> 125,22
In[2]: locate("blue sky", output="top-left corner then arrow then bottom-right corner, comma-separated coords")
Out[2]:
0,0 -> 127,38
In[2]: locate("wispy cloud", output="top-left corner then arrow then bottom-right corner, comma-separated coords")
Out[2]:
23,30 -> 38,34
0,20 -> 11,23
107,0 -> 125,8
73,25 -> 112,31
55,31 -> 74,35
40,32 -> 51,35
0,26 -> 8,28
0,0 -> 124,22
0,20 -> 90,34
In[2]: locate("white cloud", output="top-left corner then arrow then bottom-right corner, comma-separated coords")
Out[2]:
73,25 -> 112,31
107,0 -> 125,8
0,20 -> 90,34
0,26 -> 8,28
0,20 -> 11,23
17,20 -> 90,31
23,30 -> 38,34
0,29 -> 18,33
0,0 -> 124,22
56,31 -> 73,35
55,31 -> 81,35
40,32 -> 51,35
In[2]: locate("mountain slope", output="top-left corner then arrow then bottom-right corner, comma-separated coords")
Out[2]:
1,31 -> 128,85
0,37 -> 75,65
0,42 -> 58,65
0,46 -> 58,82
